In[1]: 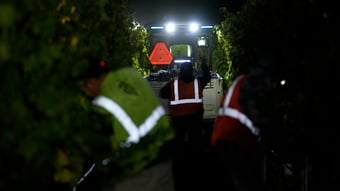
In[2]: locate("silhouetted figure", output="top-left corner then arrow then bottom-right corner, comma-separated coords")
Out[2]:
160,59 -> 211,191
210,62 -> 276,191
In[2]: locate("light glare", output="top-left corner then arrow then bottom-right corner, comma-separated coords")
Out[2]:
280,80 -> 286,85
165,23 -> 175,33
174,59 -> 191,63
189,23 -> 199,32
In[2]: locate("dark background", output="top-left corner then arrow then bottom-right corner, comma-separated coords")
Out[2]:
127,0 -> 224,25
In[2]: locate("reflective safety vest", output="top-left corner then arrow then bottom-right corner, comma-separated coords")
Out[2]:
92,67 -> 173,147
211,74 -> 260,155
93,96 -> 165,147
169,78 -> 204,117
90,67 -> 174,179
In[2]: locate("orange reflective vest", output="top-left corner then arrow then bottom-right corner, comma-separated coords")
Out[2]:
211,74 -> 260,156
169,78 -> 203,117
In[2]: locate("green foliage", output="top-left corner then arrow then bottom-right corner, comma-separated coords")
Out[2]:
130,22 -> 151,75
213,2 -> 262,86
214,0 -> 290,85
212,24 -> 235,87
0,0 -> 150,189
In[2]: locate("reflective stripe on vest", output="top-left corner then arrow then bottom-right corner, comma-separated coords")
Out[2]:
92,95 -> 166,144
218,75 -> 260,137
170,78 -> 203,105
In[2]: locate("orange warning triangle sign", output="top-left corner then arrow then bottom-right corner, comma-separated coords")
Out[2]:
149,42 -> 173,65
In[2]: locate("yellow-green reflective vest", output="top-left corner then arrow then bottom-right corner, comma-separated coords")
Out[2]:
92,67 -> 174,180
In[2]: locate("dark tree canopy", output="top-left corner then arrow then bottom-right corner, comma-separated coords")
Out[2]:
0,0 -> 148,189
215,0 -> 340,189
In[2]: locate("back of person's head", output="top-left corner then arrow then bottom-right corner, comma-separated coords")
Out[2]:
75,56 -> 111,98
179,62 -> 194,77
77,56 -> 111,79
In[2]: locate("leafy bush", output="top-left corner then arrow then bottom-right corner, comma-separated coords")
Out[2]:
0,0 -> 149,189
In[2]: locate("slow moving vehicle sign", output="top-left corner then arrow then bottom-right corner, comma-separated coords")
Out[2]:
149,42 -> 173,65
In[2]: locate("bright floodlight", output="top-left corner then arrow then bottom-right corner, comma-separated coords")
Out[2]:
189,23 -> 199,32
165,23 -> 175,33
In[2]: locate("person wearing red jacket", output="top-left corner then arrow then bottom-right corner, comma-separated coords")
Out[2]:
160,59 -> 211,191
210,64 -> 276,191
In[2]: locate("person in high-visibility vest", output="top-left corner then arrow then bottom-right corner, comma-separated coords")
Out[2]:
75,57 -> 175,191
159,58 -> 211,191
210,63 -> 277,191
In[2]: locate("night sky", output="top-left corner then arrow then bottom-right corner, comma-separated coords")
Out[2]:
127,0 -> 223,25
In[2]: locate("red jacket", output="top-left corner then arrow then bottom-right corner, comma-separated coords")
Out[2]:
211,74 -> 260,157
169,78 -> 203,117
